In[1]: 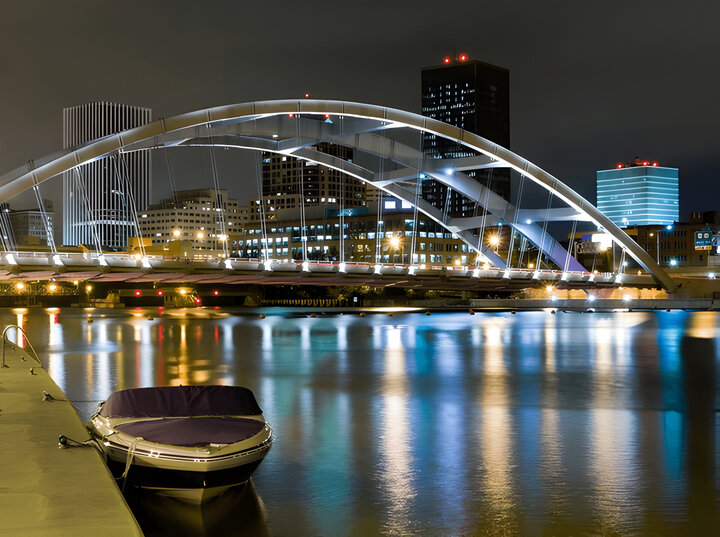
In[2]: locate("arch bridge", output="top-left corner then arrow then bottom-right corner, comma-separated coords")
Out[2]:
0,100 -> 675,292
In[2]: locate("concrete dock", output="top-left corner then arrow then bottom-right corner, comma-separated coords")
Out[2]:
0,336 -> 142,536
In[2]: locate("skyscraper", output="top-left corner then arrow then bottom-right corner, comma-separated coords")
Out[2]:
596,158 -> 679,227
62,102 -> 152,249
421,54 -> 510,216
252,142 -> 364,220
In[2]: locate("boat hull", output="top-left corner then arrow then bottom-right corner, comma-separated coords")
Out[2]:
106,457 -> 264,503
87,385 -> 273,504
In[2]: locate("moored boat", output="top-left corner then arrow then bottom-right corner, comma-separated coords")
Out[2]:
87,385 -> 273,503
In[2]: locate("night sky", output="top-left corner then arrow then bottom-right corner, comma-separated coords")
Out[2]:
1,1 -> 718,217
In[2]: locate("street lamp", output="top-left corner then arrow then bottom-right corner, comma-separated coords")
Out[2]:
489,234 -> 500,253
388,235 -> 403,264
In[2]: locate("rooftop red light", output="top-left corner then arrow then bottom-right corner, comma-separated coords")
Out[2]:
213,290 -> 219,296
443,56 -> 451,64
156,289 -> 164,297
459,53 -> 469,62
134,289 -> 142,297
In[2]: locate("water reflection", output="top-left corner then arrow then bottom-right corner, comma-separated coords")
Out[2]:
379,326 -> 414,534
4,307 -> 719,536
125,482 -> 269,537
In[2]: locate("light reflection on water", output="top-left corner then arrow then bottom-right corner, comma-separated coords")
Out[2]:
6,308 -> 720,536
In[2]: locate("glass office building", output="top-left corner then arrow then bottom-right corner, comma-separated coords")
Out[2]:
596,161 -> 679,227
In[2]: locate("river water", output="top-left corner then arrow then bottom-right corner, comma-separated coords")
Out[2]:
6,307 -> 719,536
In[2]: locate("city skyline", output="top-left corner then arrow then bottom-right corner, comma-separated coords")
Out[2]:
0,1 -> 717,217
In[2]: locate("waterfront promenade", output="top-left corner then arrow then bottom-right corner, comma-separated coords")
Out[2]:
0,336 -> 142,536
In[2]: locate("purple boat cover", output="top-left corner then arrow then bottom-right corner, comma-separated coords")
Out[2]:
100,385 -> 262,418
115,417 -> 265,447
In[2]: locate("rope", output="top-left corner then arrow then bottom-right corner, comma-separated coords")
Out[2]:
58,435 -> 97,449
120,436 -> 143,491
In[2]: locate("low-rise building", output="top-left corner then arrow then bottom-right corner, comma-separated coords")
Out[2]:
137,189 -> 241,257
575,211 -> 720,270
230,201 -> 479,267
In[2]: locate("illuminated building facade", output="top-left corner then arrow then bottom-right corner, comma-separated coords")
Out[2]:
231,200 -> 475,267
421,55 -> 511,216
8,200 -> 54,246
252,142 -> 365,219
596,159 -> 679,228
62,102 -> 152,249
138,189 -> 241,255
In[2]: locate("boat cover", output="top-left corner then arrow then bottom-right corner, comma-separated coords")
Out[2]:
100,385 -> 263,418
115,417 -> 265,447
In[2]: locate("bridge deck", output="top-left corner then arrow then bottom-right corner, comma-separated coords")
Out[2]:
0,342 -> 142,536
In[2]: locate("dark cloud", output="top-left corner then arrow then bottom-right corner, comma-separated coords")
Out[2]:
1,0 -> 718,215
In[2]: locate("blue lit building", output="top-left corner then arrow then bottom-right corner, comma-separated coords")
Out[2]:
596,159 -> 678,228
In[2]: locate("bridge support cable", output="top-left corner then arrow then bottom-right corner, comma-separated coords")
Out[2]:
28,161 -> 58,256
518,236 -> 528,269
535,189 -> 554,272
113,154 -> 146,260
163,148 -> 180,207
339,115 -> 345,268
72,167 -> 103,256
618,248 -> 627,274
563,217 -> 579,274
410,132 -> 424,267
32,184 -> 57,255
474,166 -> 494,270
253,153 -> 270,268
0,206 -> 16,252
206,123 -> 229,259
374,156 -> 385,267
505,173 -> 526,269
294,115 -> 308,265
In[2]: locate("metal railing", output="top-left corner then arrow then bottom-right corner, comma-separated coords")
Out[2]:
1,325 -> 42,368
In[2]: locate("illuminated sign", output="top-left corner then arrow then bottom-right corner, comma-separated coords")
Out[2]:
695,228 -> 712,250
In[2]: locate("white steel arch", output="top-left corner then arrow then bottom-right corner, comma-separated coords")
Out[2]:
0,99 -> 676,291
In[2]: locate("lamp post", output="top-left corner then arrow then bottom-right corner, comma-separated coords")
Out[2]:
648,224 -> 673,265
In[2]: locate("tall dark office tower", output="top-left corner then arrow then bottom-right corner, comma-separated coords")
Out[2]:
421,55 -> 510,216
62,102 -> 152,249
256,142 -> 364,214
